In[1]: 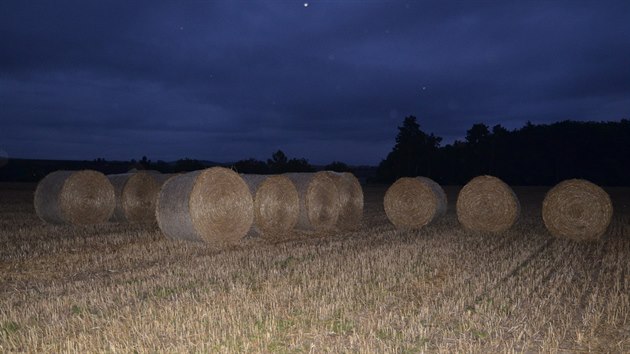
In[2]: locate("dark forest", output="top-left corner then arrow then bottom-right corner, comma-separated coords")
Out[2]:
377,117 -> 630,186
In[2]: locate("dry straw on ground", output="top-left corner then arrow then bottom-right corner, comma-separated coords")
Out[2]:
285,172 -> 340,231
34,170 -> 115,225
155,167 -> 253,245
383,176 -> 447,229
542,179 -> 613,241
456,175 -> 520,233
241,174 -> 299,239
108,171 -> 165,223
325,171 -> 364,230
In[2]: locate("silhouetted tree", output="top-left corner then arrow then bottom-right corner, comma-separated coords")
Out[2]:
377,116 -> 441,182
286,158 -> 315,172
154,160 -> 170,173
465,123 -> 491,175
139,155 -> 152,170
490,124 -> 509,176
267,150 -> 288,173
175,158 -> 205,172
376,117 -> 630,186
325,161 -> 351,172
266,150 -> 314,173
232,158 -> 270,174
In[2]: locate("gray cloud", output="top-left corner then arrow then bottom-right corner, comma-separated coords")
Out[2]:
1,0 -> 629,165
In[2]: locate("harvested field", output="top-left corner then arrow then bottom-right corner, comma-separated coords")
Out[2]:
0,183 -> 629,352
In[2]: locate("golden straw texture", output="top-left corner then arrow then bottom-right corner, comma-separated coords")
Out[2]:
156,167 -> 254,245
384,176 -> 447,229
325,171 -> 364,230
456,175 -> 520,233
34,170 -> 115,225
108,172 -> 161,223
542,179 -> 613,241
285,172 -> 340,231
242,174 -> 299,239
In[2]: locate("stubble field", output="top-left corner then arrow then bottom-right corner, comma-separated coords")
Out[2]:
0,183 -> 629,353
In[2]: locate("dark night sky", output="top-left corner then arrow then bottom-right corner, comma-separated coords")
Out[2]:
1,1 -> 629,165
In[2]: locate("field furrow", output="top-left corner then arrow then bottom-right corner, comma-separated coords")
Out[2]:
1,184 -> 628,353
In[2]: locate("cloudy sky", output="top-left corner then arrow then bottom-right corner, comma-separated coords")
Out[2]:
1,1 -> 629,165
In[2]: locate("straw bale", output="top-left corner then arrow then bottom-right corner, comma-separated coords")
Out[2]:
34,170 -> 115,225
284,172 -> 340,231
383,176 -> 447,229
108,171 -> 162,223
155,167 -> 253,244
241,174 -> 299,239
325,171 -> 364,230
456,175 -> 520,233
542,179 -> 613,241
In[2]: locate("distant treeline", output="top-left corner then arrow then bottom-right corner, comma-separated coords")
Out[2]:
377,116 -> 630,186
3,118 -> 628,185
0,157 -> 218,182
0,151 -> 375,183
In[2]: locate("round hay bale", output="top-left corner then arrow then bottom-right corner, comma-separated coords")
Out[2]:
241,174 -> 299,238
325,171 -> 364,230
456,175 -> 520,233
383,176 -> 447,229
542,179 -> 613,241
34,170 -> 115,225
155,167 -> 254,244
108,171 -> 162,223
284,172 -> 340,231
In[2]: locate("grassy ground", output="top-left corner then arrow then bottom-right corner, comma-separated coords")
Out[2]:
0,183 -> 628,353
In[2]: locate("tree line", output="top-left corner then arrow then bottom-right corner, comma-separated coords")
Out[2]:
3,117 -> 628,185
232,150 -> 351,174
377,116 -> 630,186
92,150 -> 350,175
0,150 -> 352,182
